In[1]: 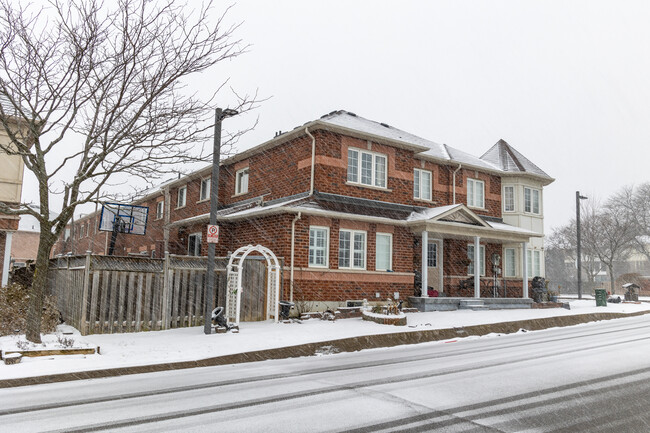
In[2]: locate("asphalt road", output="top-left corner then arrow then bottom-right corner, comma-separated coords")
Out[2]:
3,315 -> 650,432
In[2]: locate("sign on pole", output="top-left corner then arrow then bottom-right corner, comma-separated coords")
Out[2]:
207,224 -> 219,243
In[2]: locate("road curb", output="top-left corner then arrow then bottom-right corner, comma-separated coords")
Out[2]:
2,310 -> 649,388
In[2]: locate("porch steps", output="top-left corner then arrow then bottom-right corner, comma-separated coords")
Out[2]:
458,299 -> 489,311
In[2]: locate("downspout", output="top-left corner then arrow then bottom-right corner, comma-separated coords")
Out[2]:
452,163 -> 462,204
305,127 -> 316,196
290,212 -> 302,302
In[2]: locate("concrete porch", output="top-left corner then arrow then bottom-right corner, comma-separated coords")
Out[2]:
409,296 -> 534,312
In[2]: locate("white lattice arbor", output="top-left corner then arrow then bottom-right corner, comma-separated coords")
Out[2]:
225,245 -> 281,326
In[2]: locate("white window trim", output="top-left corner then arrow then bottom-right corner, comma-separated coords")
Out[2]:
467,244 -> 486,276
156,200 -> 164,220
308,226 -> 330,268
467,178 -> 485,209
199,177 -> 211,202
427,240 -> 438,268
527,249 -> 542,277
176,186 -> 187,208
414,168 -> 433,201
347,147 -> 388,189
188,232 -> 202,256
524,187 -> 541,215
375,232 -> 393,271
338,228 -> 367,270
504,247 -> 516,277
235,167 -> 249,196
503,185 -> 515,213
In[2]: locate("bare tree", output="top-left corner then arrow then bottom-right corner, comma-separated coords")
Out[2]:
610,183 -> 650,265
581,201 -> 636,294
0,0 -> 255,342
546,219 -> 603,292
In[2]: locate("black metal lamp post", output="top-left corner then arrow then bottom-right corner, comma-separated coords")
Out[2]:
204,107 -> 238,335
576,191 -> 588,300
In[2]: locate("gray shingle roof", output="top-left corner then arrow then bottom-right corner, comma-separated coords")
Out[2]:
480,139 -> 551,178
317,111 -> 551,180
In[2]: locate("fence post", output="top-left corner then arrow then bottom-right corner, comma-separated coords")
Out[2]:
80,251 -> 92,335
161,251 -> 171,329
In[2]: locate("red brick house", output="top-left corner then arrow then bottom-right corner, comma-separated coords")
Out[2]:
54,110 -> 553,310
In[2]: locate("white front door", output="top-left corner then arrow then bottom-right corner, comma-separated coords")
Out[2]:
426,239 -> 442,295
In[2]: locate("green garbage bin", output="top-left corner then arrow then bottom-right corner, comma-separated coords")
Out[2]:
595,289 -> 607,307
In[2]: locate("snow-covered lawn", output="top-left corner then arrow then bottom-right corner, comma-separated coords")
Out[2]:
1,299 -> 649,381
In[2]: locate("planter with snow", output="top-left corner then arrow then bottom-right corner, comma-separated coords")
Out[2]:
362,310 -> 407,326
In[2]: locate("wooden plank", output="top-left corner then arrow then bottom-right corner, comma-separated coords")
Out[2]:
109,271 -> 119,334
179,270 -> 188,327
172,269 -> 181,328
135,273 -> 144,332
89,272 -> 100,334
126,272 -> 136,332
194,272 -> 203,325
100,271 -> 110,334
143,273 -> 152,330
80,253 -> 92,335
118,272 -> 127,333
187,270 -> 195,326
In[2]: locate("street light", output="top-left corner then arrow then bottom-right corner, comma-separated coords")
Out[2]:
576,191 -> 588,300
204,107 -> 238,335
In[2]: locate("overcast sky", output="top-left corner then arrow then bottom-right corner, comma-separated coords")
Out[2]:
21,0 -> 650,234
211,0 -> 650,233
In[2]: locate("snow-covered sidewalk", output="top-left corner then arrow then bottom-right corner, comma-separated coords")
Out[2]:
2,299 -> 649,381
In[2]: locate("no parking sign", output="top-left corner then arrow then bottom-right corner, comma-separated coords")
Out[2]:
207,224 -> 219,243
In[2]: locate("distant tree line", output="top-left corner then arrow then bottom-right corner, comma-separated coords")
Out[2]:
546,184 -> 650,294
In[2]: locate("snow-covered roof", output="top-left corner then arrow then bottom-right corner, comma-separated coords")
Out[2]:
480,139 -> 552,179
406,204 -> 462,222
318,110 -> 439,153
317,111 -> 550,180
486,220 -> 541,236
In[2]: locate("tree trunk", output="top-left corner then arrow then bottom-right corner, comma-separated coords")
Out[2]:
25,233 -> 56,343
608,264 -> 616,295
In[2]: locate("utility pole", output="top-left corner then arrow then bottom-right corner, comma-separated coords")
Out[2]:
204,107 -> 238,335
576,191 -> 588,299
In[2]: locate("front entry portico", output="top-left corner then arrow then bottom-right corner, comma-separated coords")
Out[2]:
409,204 -> 541,307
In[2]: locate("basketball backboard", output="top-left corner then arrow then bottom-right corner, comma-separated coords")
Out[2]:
99,202 -> 148,235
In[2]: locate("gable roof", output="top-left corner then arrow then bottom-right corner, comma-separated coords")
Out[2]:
407,203 -> 490,227
480,139 -> 552,179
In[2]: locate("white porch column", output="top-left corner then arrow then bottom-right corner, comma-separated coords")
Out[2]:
474,236 -> 480,298
2,231 -> 13,287
522,241 -> 528,298
421,231 -> 428,297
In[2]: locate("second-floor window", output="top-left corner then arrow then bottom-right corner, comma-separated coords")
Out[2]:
467,178 -> 485,209
414,168 -> 432,201
200,177 -> 210,201
503,185 -> 515,212
236,168 -> 249,195
156,201 -> 164,220
347,148 -> 387,188
177,186 -> 187,208
524,187 -> 540,214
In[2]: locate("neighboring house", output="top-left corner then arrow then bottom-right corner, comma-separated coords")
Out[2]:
0,98 -> 28,286
11,207 -> 59,270
53,110 -> 554,308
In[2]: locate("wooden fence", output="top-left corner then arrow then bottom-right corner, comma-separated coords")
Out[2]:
48,253 -> 275,335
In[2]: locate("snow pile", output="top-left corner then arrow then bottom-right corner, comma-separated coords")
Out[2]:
1,299 -> 648,380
